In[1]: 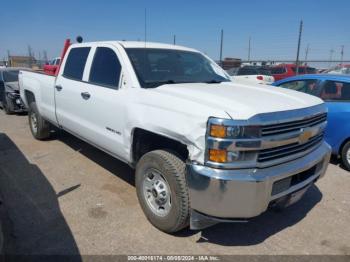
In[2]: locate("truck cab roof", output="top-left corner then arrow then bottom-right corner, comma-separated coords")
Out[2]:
69,41 -> 199,53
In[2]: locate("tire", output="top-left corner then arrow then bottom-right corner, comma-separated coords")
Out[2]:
28,101 -> 50,140
2,93 -> 12,115
135,150 -> 189,233
340,141 -> 350,171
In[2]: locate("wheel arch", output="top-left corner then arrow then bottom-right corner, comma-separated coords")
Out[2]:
339,137 -> 350,155
24,90 -> 36,106
130,127 -> 189,166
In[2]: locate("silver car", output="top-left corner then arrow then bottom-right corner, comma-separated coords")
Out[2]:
0,68 -> 27,114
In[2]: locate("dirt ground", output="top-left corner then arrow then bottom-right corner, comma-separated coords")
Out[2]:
0,110 -> 349,257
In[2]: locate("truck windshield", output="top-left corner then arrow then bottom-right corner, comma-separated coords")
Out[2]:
125,48 -> 230,88
3,70 -> 19,82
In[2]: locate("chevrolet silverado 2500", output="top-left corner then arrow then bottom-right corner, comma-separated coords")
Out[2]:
19,40 -> 331,233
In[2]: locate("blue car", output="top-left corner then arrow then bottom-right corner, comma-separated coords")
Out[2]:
273,74 -> 350,170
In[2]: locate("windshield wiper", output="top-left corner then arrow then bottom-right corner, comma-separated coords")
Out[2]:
144,80 -> 177,88
204,79 -> 223,84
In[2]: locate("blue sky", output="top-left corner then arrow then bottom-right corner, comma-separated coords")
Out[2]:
1,0 -> 349,64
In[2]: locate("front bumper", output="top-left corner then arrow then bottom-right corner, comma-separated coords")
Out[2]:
186,142 -> 331,227
6,92 -> 27,112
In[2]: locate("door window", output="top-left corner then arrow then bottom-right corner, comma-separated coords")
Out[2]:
63,47 -> 91,80
237,67 -> 258,75
320,81 -> 350,101
271,67 -> 286,74
278,79 -> 319,96
89,47 -> 122,89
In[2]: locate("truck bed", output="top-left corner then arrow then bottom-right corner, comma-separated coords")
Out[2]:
19,70 -> 57,124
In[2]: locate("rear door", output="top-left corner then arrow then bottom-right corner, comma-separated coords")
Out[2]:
55,46 -> 92,138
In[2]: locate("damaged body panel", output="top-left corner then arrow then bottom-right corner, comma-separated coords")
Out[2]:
19,40 -> 331,232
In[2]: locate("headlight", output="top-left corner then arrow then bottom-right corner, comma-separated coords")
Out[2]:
209,124 -> 260,138
206,118 -> 260,165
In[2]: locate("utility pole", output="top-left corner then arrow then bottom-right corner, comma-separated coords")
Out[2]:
304,44 -> 310,65
248,36 -> 251,62
173,35 -> 176,45
43,50 -> 48,63
219,29 -> 223,67
38,51 -> 42,67
144,8 -> 147,44
295,20 -> 303,75
28,45 -> 33,68
341,45 -> 344,65
329,48 -> 335,67
7,50 -> 10,67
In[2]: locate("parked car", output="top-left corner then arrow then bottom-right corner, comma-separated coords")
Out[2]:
324,64 -> 350,75
273,74 -> 350,170
0,68 -> 27,114
226,66 -> 274,85
19,40 -> 331,233
43,57 -> 61,76
271,64 -> 317,81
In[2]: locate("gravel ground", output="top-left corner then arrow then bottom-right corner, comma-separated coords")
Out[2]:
0,110 -> 349,257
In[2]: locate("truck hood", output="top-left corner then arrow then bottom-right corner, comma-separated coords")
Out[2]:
151,82 -> 323,120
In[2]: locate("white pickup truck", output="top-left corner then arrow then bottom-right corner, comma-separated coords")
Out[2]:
19,40 -> 331,233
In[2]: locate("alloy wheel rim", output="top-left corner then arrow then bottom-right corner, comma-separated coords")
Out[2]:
347,148 -> 350,164
142,168 -> 172,217
30,112 -> 38,134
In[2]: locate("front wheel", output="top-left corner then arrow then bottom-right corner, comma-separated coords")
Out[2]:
28,101 -> 50,140
341,141 -> 350,171
2,93 -> 13,115
135,150 -> 190,233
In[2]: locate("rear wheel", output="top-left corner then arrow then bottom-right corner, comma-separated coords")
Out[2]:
340,141 -> 350,171
135,150 -> 189,233
28,101 -> 50,140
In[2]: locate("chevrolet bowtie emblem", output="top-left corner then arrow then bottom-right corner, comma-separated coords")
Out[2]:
299,128 -> 312,144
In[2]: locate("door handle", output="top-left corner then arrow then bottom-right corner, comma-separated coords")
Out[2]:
55,85 -> 63,91
81,92 -> 91,100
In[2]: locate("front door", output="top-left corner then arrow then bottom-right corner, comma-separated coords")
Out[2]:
55,44 -> 128,160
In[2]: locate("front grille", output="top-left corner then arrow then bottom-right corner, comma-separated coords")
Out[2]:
258,132 -> 323,163
261,113 -> 327,137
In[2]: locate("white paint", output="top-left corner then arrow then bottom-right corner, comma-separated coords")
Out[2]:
19,41 -> 324,165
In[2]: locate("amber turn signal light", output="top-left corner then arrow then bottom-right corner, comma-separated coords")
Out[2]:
209,149 -> 227,163
210,125 -> 227,138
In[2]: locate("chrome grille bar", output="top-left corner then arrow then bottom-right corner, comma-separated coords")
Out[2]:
258,132 -> 324,162
261,113 -> 327,136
